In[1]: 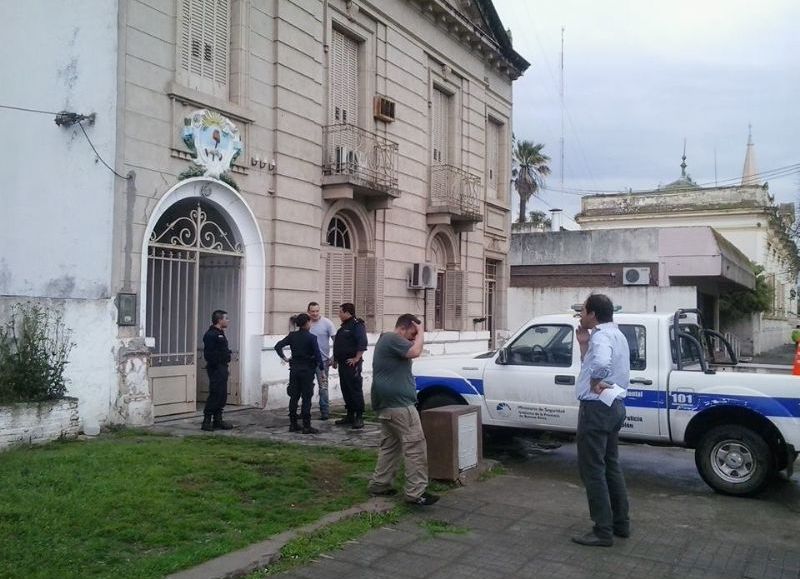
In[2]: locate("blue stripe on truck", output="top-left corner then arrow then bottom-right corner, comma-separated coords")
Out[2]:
416,376 -> 484,396
415,380 -> 800,419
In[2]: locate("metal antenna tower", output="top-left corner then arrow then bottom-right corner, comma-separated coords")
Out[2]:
560,26 -> 565,195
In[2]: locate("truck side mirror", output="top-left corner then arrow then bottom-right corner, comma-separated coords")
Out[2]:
496,348 -> 508,365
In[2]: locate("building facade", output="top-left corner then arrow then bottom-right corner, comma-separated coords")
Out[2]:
575,142 -> 800,354
2,0 -> 527,427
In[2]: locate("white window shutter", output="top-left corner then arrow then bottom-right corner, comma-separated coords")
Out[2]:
325,251 -> 355,318
178,0 -> 229,96
487,120 -> 500,195
330,30 -> 359,126
432,89 -> 449,165
444,269 -> 464,330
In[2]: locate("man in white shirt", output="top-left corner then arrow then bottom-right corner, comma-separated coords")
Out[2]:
573,294 -> 631,547
307,302 -> 336,420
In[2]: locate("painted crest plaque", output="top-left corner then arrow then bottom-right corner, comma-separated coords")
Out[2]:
182,109 -> 243,179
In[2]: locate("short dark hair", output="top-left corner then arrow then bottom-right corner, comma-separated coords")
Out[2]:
395,313 -> 421,329
293,313 -> 311,327
307,301 -> 319,311
211,310 -> 227,324
585,294 -> 614,323
339,303 -> 355,317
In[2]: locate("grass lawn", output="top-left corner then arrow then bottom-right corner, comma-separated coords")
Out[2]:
0,431 -> 376,578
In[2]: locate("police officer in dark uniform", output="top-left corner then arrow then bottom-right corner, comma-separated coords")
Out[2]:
202,309 -> 234,431
275,313 -> 324,434
332,302 -> 368,429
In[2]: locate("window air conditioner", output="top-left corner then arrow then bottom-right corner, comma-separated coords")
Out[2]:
373,95 -> 396,122
409,263 -> 437,289
622,267 -> 651,286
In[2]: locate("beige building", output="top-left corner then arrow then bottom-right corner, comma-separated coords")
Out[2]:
4,0 -> 527,426
575,139 -> 800,354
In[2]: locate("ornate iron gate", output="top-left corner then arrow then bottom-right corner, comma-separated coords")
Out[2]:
147,201 -> 243,416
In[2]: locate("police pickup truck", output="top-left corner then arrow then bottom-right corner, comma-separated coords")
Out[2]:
414,309 -> 800,496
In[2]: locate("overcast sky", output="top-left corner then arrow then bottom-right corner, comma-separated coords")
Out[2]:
493,0 -> 800,227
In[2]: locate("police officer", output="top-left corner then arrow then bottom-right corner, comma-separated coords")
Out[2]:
275,313 -> 324,434
332,303 -> 368,429
202,309 -> 234,431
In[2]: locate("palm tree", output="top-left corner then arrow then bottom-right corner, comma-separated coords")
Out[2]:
512,140 -> 551,223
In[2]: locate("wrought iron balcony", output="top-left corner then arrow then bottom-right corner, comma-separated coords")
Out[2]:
427,164 -> 483,228
322,124 -> 400,208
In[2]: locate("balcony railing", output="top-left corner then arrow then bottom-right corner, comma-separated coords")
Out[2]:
429,164 -> 482,222
322,124 -> 399,197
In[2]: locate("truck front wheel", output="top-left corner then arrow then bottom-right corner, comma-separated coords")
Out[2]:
695,425 -> 774,497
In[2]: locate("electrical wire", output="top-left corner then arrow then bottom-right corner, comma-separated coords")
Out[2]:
0,103 -> 61,115
77,122 -> 129,180
1,102 -> 129,180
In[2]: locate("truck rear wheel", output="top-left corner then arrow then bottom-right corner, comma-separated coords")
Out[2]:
695,425 -> 774,497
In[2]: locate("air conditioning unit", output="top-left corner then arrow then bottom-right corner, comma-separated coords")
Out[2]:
409,263 -> 437,289
622,267 -> 651,286
373,95 -> 396,122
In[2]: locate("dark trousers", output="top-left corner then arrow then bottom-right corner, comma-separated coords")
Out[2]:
576,399 -> 630,539
288,367 -> 315,426
204,366 -> 229,417
337,361 -> 365,414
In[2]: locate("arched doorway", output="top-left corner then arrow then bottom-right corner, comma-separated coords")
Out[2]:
141,178 -> 265,417
426,226 -> 463,331
321,201 -> 384,331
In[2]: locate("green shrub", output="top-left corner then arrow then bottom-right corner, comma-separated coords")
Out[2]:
0,303 -> 74,403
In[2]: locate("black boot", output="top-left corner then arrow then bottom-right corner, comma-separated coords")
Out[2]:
201,415 -> 213,431
302,420 -> 319,435
289,416 -> 301,432
335,411 -> 354,426
212,412 -> 234,430
351,413 -> 364,430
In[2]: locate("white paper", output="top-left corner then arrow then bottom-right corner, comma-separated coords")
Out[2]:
598,383 -> 626,407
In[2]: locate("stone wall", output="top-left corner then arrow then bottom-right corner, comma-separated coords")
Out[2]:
0,397 -> 80,452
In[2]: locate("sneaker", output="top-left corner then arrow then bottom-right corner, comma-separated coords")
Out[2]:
334,415 -> 353,426
302,426 -> 320,435
571,531 -> 613,547
351,417 -> 365,430
406,492 -> 440,506
320,414 -> 330,421
213,420 -> 234,430
289,423 -> 301,432
368,487 -> 398,497
613,527 -> 631,538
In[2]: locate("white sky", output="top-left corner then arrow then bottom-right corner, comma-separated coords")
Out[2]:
493,0 -> 800,227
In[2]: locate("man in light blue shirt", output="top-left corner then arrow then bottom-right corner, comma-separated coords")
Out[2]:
572,294 -> 631,547
308,302 -> 336,420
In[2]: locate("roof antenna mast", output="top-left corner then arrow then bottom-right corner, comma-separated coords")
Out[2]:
559,25 -> 565,196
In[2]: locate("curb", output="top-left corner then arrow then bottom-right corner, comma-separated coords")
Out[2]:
166,497 -> 395,579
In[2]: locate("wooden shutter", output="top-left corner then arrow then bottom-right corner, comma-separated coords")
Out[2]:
178,0 -> 229,95
355,256 -> 384,332
325,252 -> 355,318
444,269 -> 464,330
329,29 -> 359,125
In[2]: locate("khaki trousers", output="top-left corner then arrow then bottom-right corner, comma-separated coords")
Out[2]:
368,405 -> 428,500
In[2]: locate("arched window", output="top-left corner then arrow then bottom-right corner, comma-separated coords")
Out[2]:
326,216 -> 351,249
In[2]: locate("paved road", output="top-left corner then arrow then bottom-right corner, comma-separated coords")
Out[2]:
275,432 -> 800,579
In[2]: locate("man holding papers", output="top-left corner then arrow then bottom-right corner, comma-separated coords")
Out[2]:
572,294 -> 631,547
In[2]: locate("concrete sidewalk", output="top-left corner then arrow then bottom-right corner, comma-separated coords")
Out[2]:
272,471 -> 800,579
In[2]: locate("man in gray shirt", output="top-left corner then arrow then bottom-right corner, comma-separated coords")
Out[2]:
307,302 -> 336,420
367,314 -> 439,506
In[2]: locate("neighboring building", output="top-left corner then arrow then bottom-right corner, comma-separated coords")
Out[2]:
575,137 -> 800,354
508,226 -> 755,335
2,0 -> 527,427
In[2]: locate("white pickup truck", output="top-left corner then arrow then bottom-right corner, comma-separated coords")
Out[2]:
414,309 -> 800,496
